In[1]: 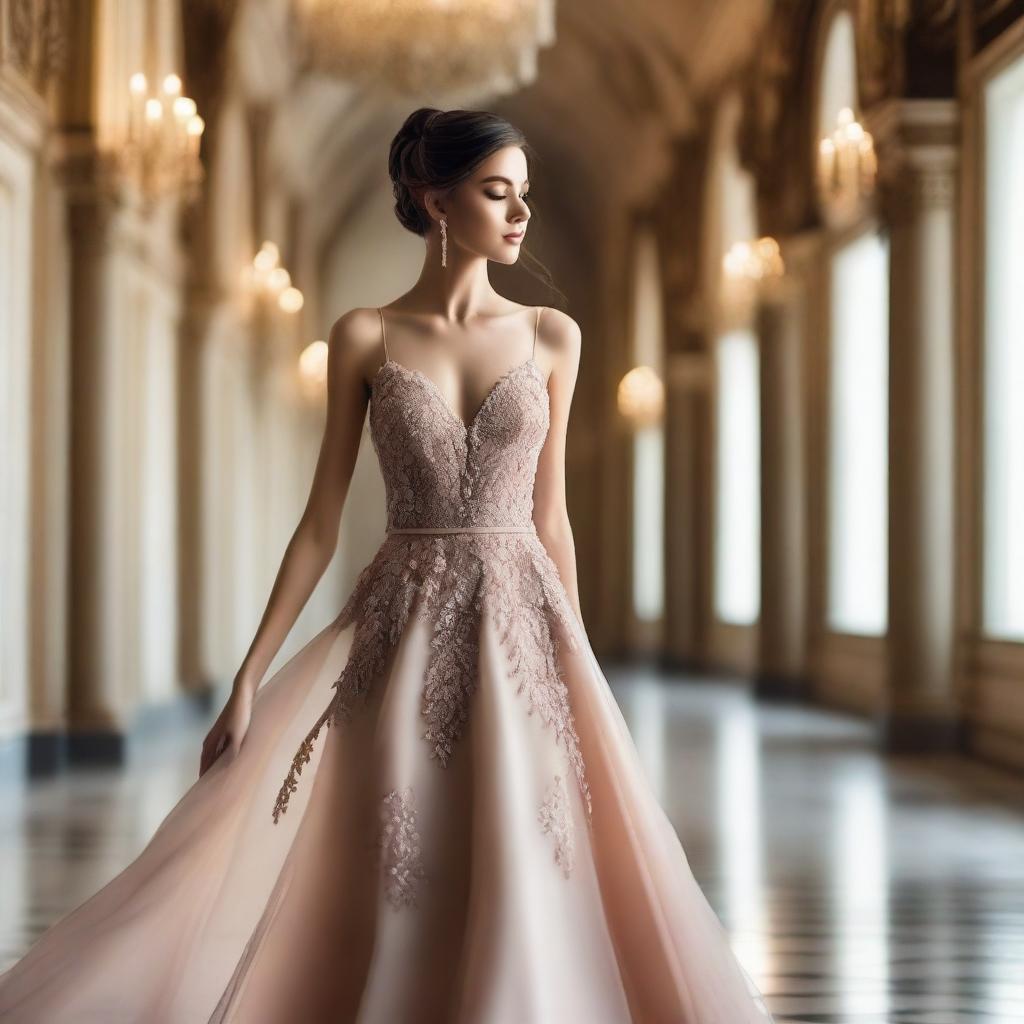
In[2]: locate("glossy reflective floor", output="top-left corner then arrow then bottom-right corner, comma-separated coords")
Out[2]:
2,667 -> 1023,1023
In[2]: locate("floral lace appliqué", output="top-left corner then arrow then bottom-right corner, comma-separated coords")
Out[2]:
272,347 -> 593,825
538,773 -> 575,879
377,786 -> 426,909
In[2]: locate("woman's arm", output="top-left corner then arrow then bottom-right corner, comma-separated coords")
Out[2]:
230,308 -> 377,700
531,307 -> 585,625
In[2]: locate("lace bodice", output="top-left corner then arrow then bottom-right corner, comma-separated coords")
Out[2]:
370,354 -> 547,529
273,307 -> 590,829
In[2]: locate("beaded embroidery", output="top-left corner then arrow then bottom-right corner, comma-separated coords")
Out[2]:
538,773 -> 575,879
377,787 -> 426,909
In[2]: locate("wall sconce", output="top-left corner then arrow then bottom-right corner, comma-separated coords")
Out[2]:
298,339 -> 329,402
121,72 -> 204,201
816,106 -> 877,225
616,365 -> 665,429
722,235 -> 785,315
241,240 -> 305,314
723,236 -> 785,283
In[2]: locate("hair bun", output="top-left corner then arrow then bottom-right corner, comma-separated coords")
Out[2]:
403,107 -> 442,146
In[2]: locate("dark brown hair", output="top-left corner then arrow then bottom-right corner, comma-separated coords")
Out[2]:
388,107 -> 565,304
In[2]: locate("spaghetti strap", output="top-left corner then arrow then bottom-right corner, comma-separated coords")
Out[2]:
533,306 -> 541,359
378,306 -> 389,366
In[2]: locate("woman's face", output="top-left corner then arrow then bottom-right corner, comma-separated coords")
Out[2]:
431,145 -> 531,266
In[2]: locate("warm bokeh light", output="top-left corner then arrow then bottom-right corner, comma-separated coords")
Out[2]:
278,286 -> 304,313
723,236 -> 784,282
298,339 -> 329,400
616,365 -> 665,428
816,106 -> 877,222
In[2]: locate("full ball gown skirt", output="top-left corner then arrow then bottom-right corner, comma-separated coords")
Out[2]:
0,354 -> 775,1023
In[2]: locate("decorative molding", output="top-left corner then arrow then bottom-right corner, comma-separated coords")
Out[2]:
3,0 -> 69,92
867,98 -> 959,220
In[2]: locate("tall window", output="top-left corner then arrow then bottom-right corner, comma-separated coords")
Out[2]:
983,54 -> 1024,640
827,230 -> 889,635
711,90 -> 761,628
714,330 -> 760,625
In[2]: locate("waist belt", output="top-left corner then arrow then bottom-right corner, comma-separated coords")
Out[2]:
386,525 -> 536,535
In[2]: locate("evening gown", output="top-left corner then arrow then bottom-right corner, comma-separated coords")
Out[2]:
0,306 -> 775,1023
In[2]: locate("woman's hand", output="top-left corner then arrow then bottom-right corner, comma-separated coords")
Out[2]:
199,683 -> 253,778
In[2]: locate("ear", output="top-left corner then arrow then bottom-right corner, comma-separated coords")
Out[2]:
422,188 -> 447,223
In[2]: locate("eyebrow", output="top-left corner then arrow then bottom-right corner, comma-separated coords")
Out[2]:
479,175 -> 530,187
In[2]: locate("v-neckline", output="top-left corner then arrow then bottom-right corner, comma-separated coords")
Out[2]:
372,356 -> 542,436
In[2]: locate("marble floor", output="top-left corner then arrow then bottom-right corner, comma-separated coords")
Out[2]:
2,666 -> 1023,1023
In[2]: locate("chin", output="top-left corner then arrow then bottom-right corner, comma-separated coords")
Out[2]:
492,247 -> 520,265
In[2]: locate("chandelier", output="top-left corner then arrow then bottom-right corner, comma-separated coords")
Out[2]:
121,72 -> 204,201
291,0 -> 556,99
816,106 -> 877,225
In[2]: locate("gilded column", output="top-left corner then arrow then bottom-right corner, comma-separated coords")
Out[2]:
872,98 -> 960,749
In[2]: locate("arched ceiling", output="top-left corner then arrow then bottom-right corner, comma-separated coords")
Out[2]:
228,0 -> 771,281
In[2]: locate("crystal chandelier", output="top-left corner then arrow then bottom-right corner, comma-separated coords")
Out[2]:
816,106 -> 877,224
291,0 -> 556,99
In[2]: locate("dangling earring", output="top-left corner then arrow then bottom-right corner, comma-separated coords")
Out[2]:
440,217 -> 447,268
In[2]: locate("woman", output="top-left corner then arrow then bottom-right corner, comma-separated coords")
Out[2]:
0,107 -> 775,1022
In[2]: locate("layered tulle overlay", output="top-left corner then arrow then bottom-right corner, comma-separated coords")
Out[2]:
0,308 -> 775,1021
0,534 -> 774,1022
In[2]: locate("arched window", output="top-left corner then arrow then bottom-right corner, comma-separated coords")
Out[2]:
710,92 -> 761,627
818,8 -> 890,636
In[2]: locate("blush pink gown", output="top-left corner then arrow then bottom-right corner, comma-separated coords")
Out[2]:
0,307 -> 775,1022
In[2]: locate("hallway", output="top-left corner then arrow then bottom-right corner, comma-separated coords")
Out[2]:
2,666 -> 1022,1023
2,0 -> 1024,1019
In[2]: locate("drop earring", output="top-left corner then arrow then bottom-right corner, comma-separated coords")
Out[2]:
440,217 -> 447,267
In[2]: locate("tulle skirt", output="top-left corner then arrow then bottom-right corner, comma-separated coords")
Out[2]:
0,592 -> 775,1022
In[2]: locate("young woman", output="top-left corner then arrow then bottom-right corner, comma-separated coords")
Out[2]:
0,107 -> 775,1022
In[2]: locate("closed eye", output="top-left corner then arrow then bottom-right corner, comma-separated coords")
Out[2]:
486,192 -> 530,203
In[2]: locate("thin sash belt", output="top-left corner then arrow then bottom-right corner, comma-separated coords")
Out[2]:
386,525 -> 536,535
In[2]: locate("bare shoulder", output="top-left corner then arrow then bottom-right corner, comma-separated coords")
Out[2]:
328,306 -> 384,349
536,306 -> 582,371
326,307 -> 387,388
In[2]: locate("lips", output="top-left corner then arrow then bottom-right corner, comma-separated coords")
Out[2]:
503,231 -> 524,242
